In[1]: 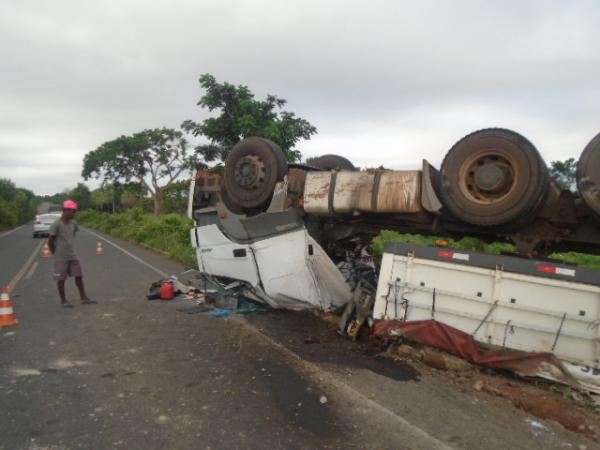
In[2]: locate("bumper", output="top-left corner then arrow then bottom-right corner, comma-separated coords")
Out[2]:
33,225 -> 51,235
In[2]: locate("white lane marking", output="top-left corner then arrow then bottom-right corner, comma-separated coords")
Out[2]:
0,224 -> 25,239
7,240 -> 44,291
235,318 -> 455,450
81,228 -> 168,278
24,261 -> 39,280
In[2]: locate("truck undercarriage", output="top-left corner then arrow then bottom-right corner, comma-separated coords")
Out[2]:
191,128 -> 600,258
187,127 -> 600,392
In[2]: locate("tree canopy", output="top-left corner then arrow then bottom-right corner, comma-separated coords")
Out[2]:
182,73 -> 317,163
70,183 -> 92,210
550,157 -> 577,190
82,128 -> 197,215
0,178 -> 37,230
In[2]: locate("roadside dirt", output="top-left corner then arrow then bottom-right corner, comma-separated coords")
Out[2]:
385,338 -> 600,443
247,308 -> 600,443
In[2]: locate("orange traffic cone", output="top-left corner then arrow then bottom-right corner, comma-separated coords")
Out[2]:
42,242 -> 51,258
0,287 -> 19,327
96,242 -> 104,256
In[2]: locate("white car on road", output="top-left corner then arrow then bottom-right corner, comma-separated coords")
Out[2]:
33,213 -> 60,238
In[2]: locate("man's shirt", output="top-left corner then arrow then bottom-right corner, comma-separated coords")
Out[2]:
49,220 -> 79,261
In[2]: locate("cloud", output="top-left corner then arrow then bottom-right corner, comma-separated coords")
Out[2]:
0,0 -> 599,194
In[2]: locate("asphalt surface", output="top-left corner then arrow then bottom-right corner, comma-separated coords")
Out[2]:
0,223 -> 596,450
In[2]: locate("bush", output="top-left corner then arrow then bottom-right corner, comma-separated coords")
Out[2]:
77,209 -> 196,267
0,179 -> 37,230
373,230 -> 600,269
373,230 -> 514,257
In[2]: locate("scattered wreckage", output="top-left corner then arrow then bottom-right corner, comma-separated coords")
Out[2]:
187,128 -> 600,393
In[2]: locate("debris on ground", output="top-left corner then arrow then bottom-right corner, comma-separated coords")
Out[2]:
374,319 -> 577,389
149,271 -> 268,318
148,269 -> 600,442
385,336 -> 600,442
211,309 -> 232,318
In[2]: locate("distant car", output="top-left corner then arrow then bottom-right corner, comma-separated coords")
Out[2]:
47,205 -> 62,213
33,213 -> 61,238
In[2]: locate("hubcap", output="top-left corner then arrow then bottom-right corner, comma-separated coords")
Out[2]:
233,155 -> 265,190
474,163 -> 506,192
461,152 -> 516,204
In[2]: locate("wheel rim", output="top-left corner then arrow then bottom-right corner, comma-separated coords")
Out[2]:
458,150 -> 518,205
233,155 -> 266,190
222,137 -> 288,211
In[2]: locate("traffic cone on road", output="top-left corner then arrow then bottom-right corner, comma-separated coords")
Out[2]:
42,242 -> 51,258
96,242 -> 104,256
0,287 -> 19,327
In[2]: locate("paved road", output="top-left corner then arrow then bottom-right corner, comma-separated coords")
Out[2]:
0,223 -> 595,450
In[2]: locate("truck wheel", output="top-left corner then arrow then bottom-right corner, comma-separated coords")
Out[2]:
440,128 -> 549,226
219,186 -> 246,215
577,132 -> 600,217
310,154 -> 355,171
222,137 -> 288,210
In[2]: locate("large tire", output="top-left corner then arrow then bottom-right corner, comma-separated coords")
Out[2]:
222,137 -> 288,210
219,185 -> 246,215
577,132 -> 600,217
311,154 -> 355,171
440,128 -> 549,227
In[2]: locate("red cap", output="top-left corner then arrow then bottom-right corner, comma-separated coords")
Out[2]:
63,200 -> 79,210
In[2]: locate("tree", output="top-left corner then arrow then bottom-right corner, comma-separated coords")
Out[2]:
550,157 -> 577,190
0,178 -> 37,229
162,180 -> 190,214
182,73 -> 317,164
91,185 -> 113,212
120,182 -> 146,210
69,183 -> 92,210
82,128 -> 197,215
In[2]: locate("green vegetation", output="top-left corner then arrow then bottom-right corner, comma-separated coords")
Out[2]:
550,157 -> 577,190
82,73 -> 316,216
77,209 -> 196,267
182,73 -> 317,163
373,230 -> 515,257
551,252 -> 600,269
0,178 -> 37,230
82,128 -> 198,215
75,212 -> 600,273
373,230 -> 600,269
70,183 -> 92,210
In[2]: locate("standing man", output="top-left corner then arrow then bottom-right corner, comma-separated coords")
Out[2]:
48,200 -> 95,308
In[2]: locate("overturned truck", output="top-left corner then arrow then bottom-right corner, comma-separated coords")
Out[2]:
188,128 -> 600,391
188,127 -> 600,308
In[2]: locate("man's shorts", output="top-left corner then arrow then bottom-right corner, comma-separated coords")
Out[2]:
53,260 -> 83,281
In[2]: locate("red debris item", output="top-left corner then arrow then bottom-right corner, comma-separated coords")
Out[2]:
372,319 -> 576,384
160,281 -> 175,300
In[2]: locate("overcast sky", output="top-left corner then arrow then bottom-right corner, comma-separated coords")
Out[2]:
1,0 -> 599,195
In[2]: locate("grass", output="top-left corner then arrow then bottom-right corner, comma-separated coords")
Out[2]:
77,208 -> 196,267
